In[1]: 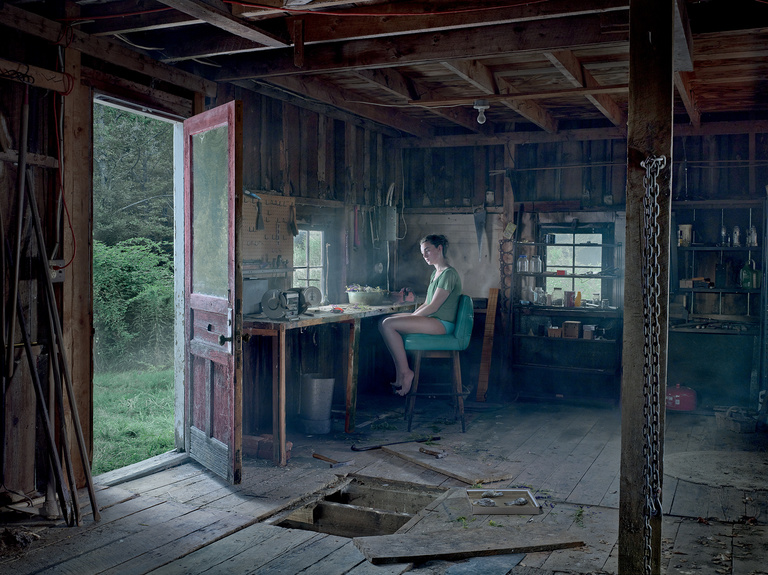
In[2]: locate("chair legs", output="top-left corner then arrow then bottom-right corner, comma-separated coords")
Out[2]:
405,351 -> 422,431
405,350 -> 465,433
452,351 -> 466,433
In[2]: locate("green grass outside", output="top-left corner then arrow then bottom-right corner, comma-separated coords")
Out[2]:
92,368 -> 175,475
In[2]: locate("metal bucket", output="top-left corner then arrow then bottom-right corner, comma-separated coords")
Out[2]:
300,374 -> 335,434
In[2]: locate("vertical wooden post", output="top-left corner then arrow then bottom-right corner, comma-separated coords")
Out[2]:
62,37 -> 94,487
620,0 -> 674,573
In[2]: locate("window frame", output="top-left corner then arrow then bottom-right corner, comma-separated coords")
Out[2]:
538,223 -> 615,301
292,228 -> 325,292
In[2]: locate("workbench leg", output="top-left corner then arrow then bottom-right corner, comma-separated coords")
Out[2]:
278,328 -> 287,466
345,319 -> 360,432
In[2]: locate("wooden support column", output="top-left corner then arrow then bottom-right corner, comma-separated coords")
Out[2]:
62,40 -> 94,487
619,0 -> 674,573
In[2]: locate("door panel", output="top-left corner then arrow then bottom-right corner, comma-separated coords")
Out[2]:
183,101 -> 243,484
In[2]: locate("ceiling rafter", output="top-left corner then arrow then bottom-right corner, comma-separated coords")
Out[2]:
409,85 -> 629,108
263,75 -> 435,139
674,71 -> 701,129
209,14 -> 629,81
544,49 -> 627,130
351,68 -> 488,133
0,2 -> 217,96
157,0 -> 289,47
440,58 -> 558,133
496,76 -> 559,134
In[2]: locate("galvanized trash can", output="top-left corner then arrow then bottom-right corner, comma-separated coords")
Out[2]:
300,374 -> 335,434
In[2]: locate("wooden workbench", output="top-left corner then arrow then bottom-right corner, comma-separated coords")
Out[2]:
243,302 -> 416,466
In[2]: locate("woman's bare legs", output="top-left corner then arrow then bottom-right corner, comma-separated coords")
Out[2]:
379,314 -> 445,396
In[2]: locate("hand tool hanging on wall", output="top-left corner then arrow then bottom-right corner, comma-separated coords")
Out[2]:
289,204 -> 299,236
22,167 -> 101,522
473,206 -> 486,262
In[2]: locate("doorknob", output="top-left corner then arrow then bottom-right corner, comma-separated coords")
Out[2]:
219,334 -> 233,346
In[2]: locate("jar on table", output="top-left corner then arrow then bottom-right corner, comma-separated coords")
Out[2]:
529,255 -> 542,273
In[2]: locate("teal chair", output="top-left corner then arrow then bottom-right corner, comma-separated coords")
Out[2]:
402,295 -> 474,432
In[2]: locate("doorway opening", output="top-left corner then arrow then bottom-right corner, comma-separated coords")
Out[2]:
91,99 -> 180,475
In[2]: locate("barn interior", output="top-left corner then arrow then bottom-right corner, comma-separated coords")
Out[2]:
2,1 -> 768,573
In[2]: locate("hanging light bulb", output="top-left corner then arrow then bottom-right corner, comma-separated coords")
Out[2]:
473,99 -> 489,124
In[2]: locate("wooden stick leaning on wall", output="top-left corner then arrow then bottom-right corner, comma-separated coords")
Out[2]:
476,288 -> 499,402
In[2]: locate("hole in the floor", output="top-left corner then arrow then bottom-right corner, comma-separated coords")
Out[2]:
277,476 -> 447,538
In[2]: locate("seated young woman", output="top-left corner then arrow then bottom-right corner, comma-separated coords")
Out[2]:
378,234 -> 462,396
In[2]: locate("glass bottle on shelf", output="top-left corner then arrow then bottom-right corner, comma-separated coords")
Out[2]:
529,255 -> 542,273
552,287 -> 564,307
740,259 -> 753,289
517,254 -> 528,272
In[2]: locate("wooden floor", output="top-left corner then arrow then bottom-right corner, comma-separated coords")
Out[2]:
2,397 -> 767,575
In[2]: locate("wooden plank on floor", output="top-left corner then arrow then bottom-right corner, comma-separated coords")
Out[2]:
100,512 -> 257,575
303,539 -> 412,575
5,494 -> 165,566
565,429 -> 620,507
354,526 -> 584,564
382,443 -> 517,485
665,517 -> 732,575
248,532 -> 350,574
118,462 -> 207,495
508,411 -> 601,492
540,410 -> 619,503
148,522 -> 292,575
10,500 -> 196,575
732,524 -> 767,575
539,506 -> 618,573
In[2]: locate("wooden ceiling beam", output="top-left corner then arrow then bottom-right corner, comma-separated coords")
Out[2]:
0,3 -> 217,96
352,68 -> 418,101
496,77 -> 559,134
157,0 -> 289,47
211,14 -> 628,81
392,120 -> 768,149
394,127 -> 625,148
263,75 -> 435,139
81,1 -> 199,36
674,71 -> 701,129
410,85 -> 629,107
544,49 -> 627,129
352,68 -> 488,133
673,0 -> 694,72
440,60 -> 496,94
440,59 -> 557,133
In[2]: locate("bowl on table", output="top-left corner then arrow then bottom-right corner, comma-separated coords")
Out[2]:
346,290 -> 386,305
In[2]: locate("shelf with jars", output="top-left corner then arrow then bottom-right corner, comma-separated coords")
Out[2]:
668,199 -> 767,408
672,200 -> 764,323
500,235 -> 624,402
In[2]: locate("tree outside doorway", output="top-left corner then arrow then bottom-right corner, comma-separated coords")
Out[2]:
91,102 -> 176,474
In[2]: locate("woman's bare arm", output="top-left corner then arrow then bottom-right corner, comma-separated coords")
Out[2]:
412,287 -> 450,316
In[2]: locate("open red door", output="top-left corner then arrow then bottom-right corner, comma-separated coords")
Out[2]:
183,101 -> 243,484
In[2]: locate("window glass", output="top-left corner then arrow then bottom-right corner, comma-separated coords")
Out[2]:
544,230 -> 607,299
293,229 -> 324,291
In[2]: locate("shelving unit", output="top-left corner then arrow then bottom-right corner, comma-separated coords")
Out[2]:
669,200 -> 766,408
501,238 -> 624,402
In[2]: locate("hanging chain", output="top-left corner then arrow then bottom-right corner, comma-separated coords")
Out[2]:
640,155 -> 666,574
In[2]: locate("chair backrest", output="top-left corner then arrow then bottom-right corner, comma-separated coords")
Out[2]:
453,294 -> 474,350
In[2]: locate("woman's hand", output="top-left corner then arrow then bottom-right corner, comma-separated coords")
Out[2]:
412,287 -> 450,316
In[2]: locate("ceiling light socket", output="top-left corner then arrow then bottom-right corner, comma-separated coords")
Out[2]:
473,99 -> 490,124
